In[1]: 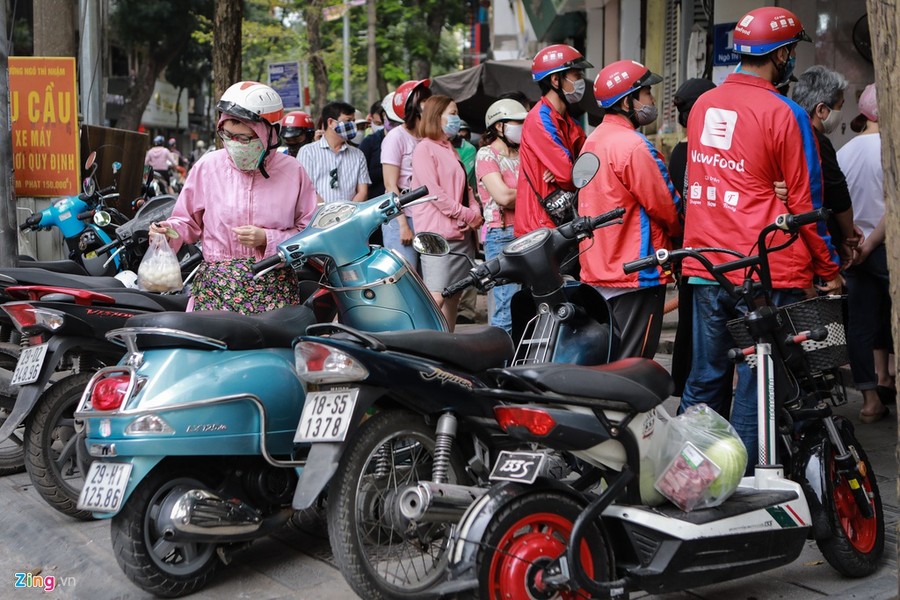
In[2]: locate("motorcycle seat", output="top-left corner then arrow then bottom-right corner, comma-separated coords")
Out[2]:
493,358 -> 673,412
124,305 -> 317,350
1,268 -> 124,290
16,258 -> 89,276
102,290 -> 191,312
368,325 -> 514,373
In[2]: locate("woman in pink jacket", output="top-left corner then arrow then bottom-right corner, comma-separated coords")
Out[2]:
410,95 -> 484,329
152,81 -> 317,313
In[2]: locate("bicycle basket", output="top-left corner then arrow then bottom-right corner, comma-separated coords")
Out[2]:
726,296 -> 848,373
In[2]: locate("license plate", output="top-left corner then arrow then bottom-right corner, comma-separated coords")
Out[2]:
489,451 -> 546,484
10,343 -> 49,386
294,389 -> 359,443
76,462 -> 133,513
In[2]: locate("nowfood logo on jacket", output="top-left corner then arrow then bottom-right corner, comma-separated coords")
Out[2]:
691,107 -> 746,174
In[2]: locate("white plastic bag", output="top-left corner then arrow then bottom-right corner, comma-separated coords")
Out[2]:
654,404 -> 748,512
137,232 -> 183,292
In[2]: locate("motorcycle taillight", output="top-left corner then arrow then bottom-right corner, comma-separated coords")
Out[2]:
91,374 -> 132,411
1,302 -> 65,334
494,406 -> 557,437
294,341 -> 368,384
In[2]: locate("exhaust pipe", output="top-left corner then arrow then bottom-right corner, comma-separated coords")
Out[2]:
159,488 -> 265,540
398,481 -> 487,524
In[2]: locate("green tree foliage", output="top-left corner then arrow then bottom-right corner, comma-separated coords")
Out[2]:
242,0 -> 305,83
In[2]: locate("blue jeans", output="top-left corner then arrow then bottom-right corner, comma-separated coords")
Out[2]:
483,227 -> 519,333
680,284 -> 804,463
381,218 -> 419,273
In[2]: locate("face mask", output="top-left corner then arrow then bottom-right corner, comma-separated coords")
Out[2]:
503,123 -> 522,145
633,99 -> 659,126
333,120 -> 358,142
821,106 -> 842,134
371,124 -> 384,133
443,114 -> 461,137
563,77 -> 586,104
775,54 -> 796,86
351,129 -> 365,145
224,138 -> 266,171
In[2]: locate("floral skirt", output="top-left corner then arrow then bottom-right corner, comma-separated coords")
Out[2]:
191,258 -> 300,314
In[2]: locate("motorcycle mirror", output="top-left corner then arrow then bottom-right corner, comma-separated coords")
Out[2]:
572,152 -> 600,189
412,233 -> 450,256
112,161 -> 122,175
83,176 -> 96,197
84,151 -> 97,170
93,210 -> 112,227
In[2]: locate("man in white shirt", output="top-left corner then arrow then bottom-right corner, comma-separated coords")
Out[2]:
297,101 -> 371,203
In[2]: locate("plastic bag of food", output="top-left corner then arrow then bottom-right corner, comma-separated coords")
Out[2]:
137,231 -> 183,292
654,404 -> 748,512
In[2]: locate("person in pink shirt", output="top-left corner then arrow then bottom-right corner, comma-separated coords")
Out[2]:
410,95 -> 484,329
151,81 -> 317,314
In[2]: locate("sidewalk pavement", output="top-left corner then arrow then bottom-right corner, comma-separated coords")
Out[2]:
0,291 -> 895,598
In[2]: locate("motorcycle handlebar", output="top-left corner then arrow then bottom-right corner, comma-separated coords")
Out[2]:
251,254 -> 283,275
20,213 -> 41,230
589,207 -> 626,229
442,274 -> 474,298
622,250 -> 665,274
775,208 -> 830,232
77,210 -> 95,222
94,238 -> 121,255
398,186 -> 429,207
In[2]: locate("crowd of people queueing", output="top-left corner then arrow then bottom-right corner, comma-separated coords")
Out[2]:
145,5 -> 889,465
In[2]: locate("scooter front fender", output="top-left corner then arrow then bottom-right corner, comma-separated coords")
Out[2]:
291,385 -> 387,510
88,455 -> 163,519
0,336 -> 112,441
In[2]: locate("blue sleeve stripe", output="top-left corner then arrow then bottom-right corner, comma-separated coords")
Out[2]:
637,206 -> 658,286
638,133 -> 681,211
540,104 -> 572,161
773,94 -> 840,266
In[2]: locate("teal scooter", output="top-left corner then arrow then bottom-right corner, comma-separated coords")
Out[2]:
73,187 -> 446,597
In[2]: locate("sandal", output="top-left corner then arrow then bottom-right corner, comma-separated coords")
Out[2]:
877,385 -> 896,405
859,404 -> 889,424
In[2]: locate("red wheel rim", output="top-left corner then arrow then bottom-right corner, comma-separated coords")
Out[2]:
487,511 -> 596,599
830,454 -> 878,553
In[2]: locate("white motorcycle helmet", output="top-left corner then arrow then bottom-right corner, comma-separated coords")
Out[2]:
216,81 -> 285,134
485,99 -> 528,129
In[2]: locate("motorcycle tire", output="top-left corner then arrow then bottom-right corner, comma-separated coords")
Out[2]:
111,467 -> 219,598
816,417 -> 884,577
24,372 -> 94,520
0,343 -> 25,475
327,409 -> 468,600
472,490 -> 610,600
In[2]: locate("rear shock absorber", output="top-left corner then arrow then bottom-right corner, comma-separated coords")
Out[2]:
432,412 -> 458,484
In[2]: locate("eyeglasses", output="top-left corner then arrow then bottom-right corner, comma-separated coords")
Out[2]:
218,129 -> 257,144
329,168 -> 339,189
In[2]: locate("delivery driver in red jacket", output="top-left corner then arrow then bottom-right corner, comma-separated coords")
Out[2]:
680,6 -> 841,460
579,60 -> 683,359
515,44 -> 592,237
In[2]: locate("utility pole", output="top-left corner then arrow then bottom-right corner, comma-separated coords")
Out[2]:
0,4 -> 16,266
79,0 -> 103,125
367,0 -> 377,107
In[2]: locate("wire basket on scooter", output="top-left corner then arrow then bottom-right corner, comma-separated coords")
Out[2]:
726,295 -> 848,373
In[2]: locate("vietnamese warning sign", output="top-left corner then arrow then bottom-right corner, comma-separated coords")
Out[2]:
9,57 -> 80,197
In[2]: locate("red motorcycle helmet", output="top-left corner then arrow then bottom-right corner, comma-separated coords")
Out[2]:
593,60 -> 662,109
531,44 -> 593,81
392,79 -> 431,120
281,111 -> 315,139
732,7 -> 811,56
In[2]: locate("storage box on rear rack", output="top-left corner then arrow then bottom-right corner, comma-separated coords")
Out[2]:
726,295 -> 848,372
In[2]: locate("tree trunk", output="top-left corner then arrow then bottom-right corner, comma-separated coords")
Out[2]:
304,0 -> 328,119
411,1 -> 447,80
116,42 -> 185,131
864,3 -> 900,595
213,0 -> 243,106
33,0 -> 77,57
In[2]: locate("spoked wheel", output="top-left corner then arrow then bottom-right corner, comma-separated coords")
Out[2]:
24,372 -> 94,520
327,409 -> 467,599
0,343 -> 25,475
816,418 -> 884,576
111,468 -> 219,598
475,491 -> 610,600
